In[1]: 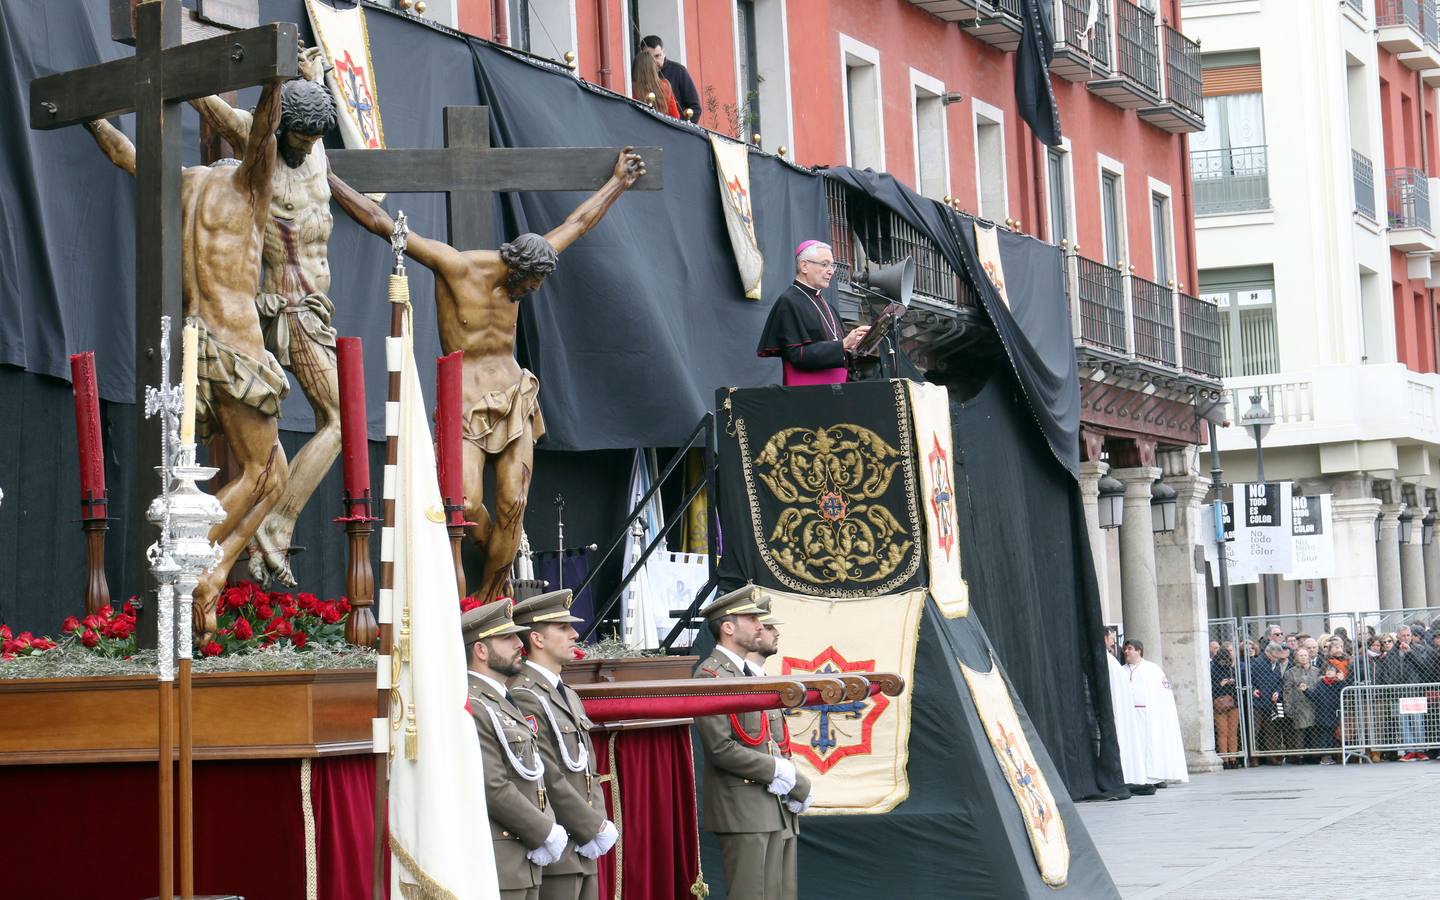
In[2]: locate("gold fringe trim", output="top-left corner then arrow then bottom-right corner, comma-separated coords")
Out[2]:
606,732 -> 624,899
300,758 -> 318,900
389,834 -> 461,900
404,703 -> 418,761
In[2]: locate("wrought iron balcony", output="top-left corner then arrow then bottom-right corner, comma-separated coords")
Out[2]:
1386,166 -> 1437,251
1192,146 -> 1270,214
1138,24 -> 1204,133
1089,0 -> 1162,110
1345,0 -> 1364,12
961,0 -> 1025,53
1051,0 -> 1111,83
1130,273 -> 1177,367
1353,150 -> 1377,221
1378,0 -> 1426,53
1179,292 -> 1223,379
906,1 -> 992,23
1072,255 -> 1128,355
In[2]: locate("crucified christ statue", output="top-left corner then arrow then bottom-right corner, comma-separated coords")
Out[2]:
85,76 -> 292,642
330,148 -> 646,601
189,46 -> 339,587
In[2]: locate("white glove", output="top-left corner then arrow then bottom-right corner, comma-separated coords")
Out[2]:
526,823 -> 569,866
767,757 -> 797,796
785,789 -> 814,815
576,820 -> 619,859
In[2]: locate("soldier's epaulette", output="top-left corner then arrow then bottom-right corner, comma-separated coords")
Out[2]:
700,667 -> 720,678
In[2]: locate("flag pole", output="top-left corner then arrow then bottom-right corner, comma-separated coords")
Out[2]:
372,212 -> 409,900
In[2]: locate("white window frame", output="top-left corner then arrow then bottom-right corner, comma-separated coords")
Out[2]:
839,33 -> 884,170
909,67 -> 950,200
732,0 -> 796,154
1044,137 -> 1077,246
522,0 -> 580,72
622,0 -> 689,98
1097,153 -> 1128,268
1147,176 -> 1178,285
972,97 -> 1008,222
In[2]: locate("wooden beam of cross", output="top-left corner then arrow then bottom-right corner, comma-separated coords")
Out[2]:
29,0 -> 298,646
329,106 -> 664,252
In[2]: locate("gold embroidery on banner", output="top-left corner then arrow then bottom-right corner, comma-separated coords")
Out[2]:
736,381 -> 921,596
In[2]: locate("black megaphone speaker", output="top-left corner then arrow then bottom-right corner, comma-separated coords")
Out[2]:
863,258 -> 915,308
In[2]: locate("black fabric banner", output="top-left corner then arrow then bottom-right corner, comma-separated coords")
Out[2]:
715,382 -> 925,598
1016,0 -> 1063,146
824,167 -> 1081,477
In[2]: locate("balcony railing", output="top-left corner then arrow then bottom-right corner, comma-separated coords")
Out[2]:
1353,150 -> 1377,220
1074,255 -> 1127,353
1346,0 -> 1364,13
1426,0 -> 1440,45
1056,0 -> 1110,69
1162,25 -> 1202,118
1179,292 -> 1223,378
1115,0 -> 1160,95
1379,0 -> 1422,30
1131,274 -> 1177,366
1192,146 -> 1270,214
1387,166 -> 1432,230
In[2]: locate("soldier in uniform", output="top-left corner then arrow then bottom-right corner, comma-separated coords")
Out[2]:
510,590 -> 619,900
695,585 -> 802,899
462,600 -> 569,900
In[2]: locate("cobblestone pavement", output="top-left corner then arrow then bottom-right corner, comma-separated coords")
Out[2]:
1076,761 -> 1440,899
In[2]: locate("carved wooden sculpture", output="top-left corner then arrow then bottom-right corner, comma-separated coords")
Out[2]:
329,149 -> 646,601
85,76 -> 291,642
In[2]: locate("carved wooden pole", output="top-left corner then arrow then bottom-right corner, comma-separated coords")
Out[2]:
436,350 -> 470,599
336,336 -> 378,646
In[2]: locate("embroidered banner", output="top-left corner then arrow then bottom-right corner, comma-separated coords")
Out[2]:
973,222 -> 1010,308
959,656 -> 1069,888
716,382 -> 925,598
905,381 -> 968,616
305,0 -> 386,150
758,587 -> 924,815
710,135 -> 764,300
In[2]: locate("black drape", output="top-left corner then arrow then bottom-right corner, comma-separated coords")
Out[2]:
1016,0 -> 1062,146
824,167 -> 1081,477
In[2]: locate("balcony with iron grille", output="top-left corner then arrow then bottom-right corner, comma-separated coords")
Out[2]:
1089,0 -> 1163,110
906,1 -> 993,24
1386,166 -> 1438,252
1130,274 -> 1177,367
960,0 -> 1025,53
1192,146 -> 1270,215
1395,1 -> 1440,69
1378,0 -> 1427,54
1138,24 -> 1204,133
1051,0 -> 1111,82
1353,150 -> 1378,221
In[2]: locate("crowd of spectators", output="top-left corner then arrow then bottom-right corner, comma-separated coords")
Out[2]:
1209,619 -> 1440,766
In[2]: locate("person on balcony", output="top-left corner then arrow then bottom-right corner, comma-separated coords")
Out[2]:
756,240 -> 870,386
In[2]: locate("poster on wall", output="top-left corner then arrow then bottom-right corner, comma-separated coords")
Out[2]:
1284,494 -> 1334,581
1241,481 -> 1292,575
1203,498 -> 1260,585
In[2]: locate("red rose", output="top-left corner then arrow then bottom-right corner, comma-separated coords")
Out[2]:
61,616 -> 80,634
96,606 -> 113,620
231,617 -> 254,641
15,632 -> 33,649
123,599 -> 137,616
0,624 -> 11,640
336,597 -> 351,615
460,597 -> 484,613
298,592 -> 320,612
276,593 -> 299,615
202,641 -> 223,657
572,646 -> 587,660
256,601 -> 274,620
291,631 -> 308,649
274,619 -> 293,637
80,629 -> 100,649
1,640 -> 16,655
109,616 -> 135,640
319,604 -> 342,625
32,637 -> 56,651
82,614 -> 103,631
1,652 -> 13,661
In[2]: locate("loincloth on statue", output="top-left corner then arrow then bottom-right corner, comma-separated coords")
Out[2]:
255,290 -> 338,367
462,369 -> 546,454
189,316 -> 290,440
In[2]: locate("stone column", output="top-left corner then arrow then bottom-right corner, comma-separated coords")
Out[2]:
1078,461 -> 1114,623
1153,448 -> 1222,773
1329,497 -> 1382,614
1376,503 -> 1404,612
1402,504 -> 1428,610
1114,465 -> 1164,670
1425,527 -> 1440,607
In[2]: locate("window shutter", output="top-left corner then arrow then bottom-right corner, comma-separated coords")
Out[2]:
1202,64 -> 1262,97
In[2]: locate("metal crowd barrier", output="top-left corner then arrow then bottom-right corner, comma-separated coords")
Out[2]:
1341,682 -> 1440,765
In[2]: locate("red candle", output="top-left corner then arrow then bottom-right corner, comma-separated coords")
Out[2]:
436,351 -> 464,510
336,337 -> 370,502
69,352 -> 105,511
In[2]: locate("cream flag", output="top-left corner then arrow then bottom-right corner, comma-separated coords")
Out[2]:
905,381 -> 968,616
760,587 -> 925,815
710,135 -> 764,299
973,221 -> 1010,308
959,656 -> 1070,888
386,301 -> 500,899
305,0 -> 386,150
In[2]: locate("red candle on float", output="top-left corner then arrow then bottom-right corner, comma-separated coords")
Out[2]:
336,337 -> 371,504
69,352 -> 105,512
435,352 -> 464,513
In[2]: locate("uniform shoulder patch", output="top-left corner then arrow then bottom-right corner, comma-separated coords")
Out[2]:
525,715 -> 539,734
700,667 -> 720,678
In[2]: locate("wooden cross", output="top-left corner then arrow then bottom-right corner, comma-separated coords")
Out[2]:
328,105 -> 664,252
29,0 -> 297,642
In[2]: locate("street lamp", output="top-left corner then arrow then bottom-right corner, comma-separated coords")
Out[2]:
1423,511 -> 1434,546
1151,479 -> 1177,534
1240,393 -> 1277,614
1398,507 -> 1414,545
1098,474 -> 1125,529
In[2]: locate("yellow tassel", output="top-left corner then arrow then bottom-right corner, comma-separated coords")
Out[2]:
690,874 -> 709,897
398,607 -> 412,663
389,273 -> 410,306
405,705 -> 418,761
